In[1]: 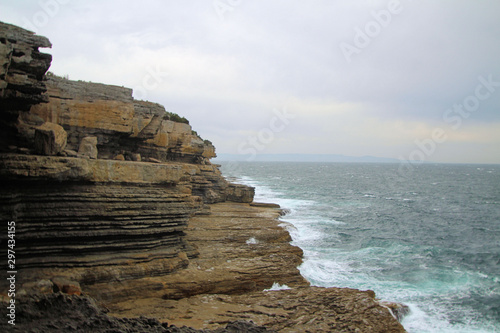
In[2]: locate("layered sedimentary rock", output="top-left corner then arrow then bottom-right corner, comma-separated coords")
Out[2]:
29,75 -> 216,164
0,293 -> 275,333
114,287 -> 406,332
0,22 -> 52,149
107,203 -> 406,332
95,203 -> 308,305
0,21 -> 250,299
0,22 -> 407,332
0,22 -> 51,106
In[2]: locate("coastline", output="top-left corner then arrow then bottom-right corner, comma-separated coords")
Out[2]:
218,161 -> 500,332
1,199 -> 407,332
0,22 -> 406,332
106,201 -> 407,332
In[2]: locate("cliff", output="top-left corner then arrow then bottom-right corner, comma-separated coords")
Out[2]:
0,20 -> 255,300
0,22 -> 52,149
0,22 -> 406,332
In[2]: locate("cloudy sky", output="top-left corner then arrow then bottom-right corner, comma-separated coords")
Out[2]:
2,0 -> 500,163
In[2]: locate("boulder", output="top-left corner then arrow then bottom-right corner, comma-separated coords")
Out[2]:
226,184 -> 255,203
51,277 -> 82,296
78,136 -> 98,159
129,153 -> 141,161
34,122 -> 67,156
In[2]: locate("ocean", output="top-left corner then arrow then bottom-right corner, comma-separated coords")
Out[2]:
217,161 -> 500,333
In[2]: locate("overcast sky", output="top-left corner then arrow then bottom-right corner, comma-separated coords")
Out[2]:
2,0 -> 500,163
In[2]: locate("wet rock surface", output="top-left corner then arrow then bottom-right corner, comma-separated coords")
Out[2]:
122,287 -> 406,333
106,203 -> 405,332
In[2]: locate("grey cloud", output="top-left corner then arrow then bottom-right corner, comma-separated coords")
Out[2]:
2,0 -> 499,162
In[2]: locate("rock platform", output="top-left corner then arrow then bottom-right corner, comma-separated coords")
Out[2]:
0,21 -> 407,332
107,202 -> 405,332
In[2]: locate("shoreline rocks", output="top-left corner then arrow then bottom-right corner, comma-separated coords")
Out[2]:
0,21 -> 407,332
0,19 -> 256,307
0,293 -> 275,333
106,202 -> 406,332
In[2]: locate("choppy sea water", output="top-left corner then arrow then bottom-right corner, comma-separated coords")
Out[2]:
218,161 -> 500,333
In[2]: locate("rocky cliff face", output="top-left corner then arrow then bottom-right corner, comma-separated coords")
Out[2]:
0,21 -> 253,300
0,22 -> 406,332
29,76 -> 217,164
0,22 -> 52,149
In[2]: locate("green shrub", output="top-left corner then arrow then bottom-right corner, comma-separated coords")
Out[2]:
166,112 -> 189,124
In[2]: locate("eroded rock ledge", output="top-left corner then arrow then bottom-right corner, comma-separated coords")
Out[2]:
106,203 -> 406,332
0,293 -> 274,333
0,22 -> 406,332
98,202 -> 308,306
0,19 -> 254,303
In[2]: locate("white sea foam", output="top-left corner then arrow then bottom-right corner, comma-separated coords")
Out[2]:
218,162 -> 500,332
401,302 -> 498,333
264,282 -> 291,291
246,237 -> 258,245
298,258 -> 351,286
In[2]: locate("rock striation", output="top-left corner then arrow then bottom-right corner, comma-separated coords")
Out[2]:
96,202 -> 308,306
0,293 -> 275,333
0,22 -> 406,332
29,75 -> 216,164
0,22 -> 52,150
0,21 -> 252,301
107,203 -> 406,332
116,287 -> 406,332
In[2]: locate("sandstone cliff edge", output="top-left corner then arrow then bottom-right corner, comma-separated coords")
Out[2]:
0,22 -> 406,332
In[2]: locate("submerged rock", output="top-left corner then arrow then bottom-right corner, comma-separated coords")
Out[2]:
378,300 -> 411,322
